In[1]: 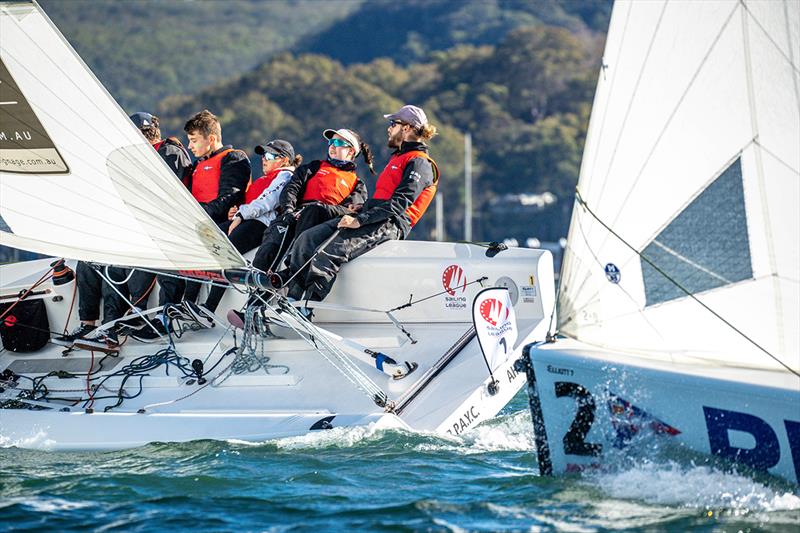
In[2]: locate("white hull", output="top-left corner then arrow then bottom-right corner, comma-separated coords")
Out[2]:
522,339 -> 800,484
0,241 -> 553,450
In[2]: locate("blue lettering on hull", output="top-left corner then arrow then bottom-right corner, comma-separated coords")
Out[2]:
704,406 -> 800,482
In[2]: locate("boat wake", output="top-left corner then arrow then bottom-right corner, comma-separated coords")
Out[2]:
224,410 -> 537,454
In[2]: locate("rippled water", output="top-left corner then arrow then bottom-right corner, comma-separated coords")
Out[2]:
1,393 -> 798,532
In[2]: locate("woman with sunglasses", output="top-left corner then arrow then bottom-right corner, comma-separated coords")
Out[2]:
186,139 -> 302,314
251,128 -> 374,274
283,105 -> 439,305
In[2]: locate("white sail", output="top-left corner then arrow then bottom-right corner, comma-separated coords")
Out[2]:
559,0 -> 799,372
0,1 -> 244,270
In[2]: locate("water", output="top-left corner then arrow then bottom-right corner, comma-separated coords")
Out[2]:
1,393 -> 798,532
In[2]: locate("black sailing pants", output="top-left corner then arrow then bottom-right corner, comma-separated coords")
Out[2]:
252,203 -> 344,273
76,262 -> 155,323
285,217 -> 403,302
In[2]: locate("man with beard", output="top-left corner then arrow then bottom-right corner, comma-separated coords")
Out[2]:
283,105 -> 439,306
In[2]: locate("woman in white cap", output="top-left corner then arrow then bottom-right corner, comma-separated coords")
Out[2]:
284,105 -> 439,305
250,128 -> 374,274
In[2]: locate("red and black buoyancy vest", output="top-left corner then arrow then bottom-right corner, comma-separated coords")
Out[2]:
191,148 -> 234,202
301,161 -> 358,205
245,167 -> 285,204
373,151 -> 439,226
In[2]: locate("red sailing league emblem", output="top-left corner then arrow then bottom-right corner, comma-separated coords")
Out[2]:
442,265 -> 468,310
442,265 -> 466,296
479,298 -> 509,327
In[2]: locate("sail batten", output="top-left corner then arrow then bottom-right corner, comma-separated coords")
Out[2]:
0,1 -> 245,270
559,0 -> 800,372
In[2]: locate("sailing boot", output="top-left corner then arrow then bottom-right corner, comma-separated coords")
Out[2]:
52,323 -> 96,347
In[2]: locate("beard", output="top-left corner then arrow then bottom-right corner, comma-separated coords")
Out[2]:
387,130 -> 403,149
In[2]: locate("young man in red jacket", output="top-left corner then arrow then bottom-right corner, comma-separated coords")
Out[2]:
153,110 -> 252,330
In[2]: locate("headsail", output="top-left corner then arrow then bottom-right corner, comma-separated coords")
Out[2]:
559,0 -> 799,372
0,1 -> 245,270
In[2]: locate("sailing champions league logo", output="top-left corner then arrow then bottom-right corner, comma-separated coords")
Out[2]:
479,298 -> 509,327
442,264 -> 467,310
478,298 -> 513,336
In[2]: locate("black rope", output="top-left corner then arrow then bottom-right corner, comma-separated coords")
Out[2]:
386,277 -> 488,313
574,190 -> 800,378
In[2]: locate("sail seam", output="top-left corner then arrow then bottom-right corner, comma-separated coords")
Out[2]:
584,0 -> 633,196
595,0 -> 669,210
648,240 -> 733,285
741,1 -> 785,356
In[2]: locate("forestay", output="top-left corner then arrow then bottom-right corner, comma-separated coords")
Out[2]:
0,1 -> 244,270
558,0 -> 799,371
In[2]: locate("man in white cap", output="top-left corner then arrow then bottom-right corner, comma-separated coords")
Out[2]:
284,105 -> 439,304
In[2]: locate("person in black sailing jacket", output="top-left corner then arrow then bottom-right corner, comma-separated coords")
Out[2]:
53,112 -> 194,349
284,105 -> 439,304
250,128 -> 373,274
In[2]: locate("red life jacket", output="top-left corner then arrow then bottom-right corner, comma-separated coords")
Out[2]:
245,168 -> 285,204
301,161 -> 358,204
374,151 -> 439,226
191,148 -> 234,202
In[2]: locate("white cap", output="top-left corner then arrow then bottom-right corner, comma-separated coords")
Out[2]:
322,128 -> 361,156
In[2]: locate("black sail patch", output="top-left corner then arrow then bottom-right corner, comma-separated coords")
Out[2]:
0,56 -> 68,174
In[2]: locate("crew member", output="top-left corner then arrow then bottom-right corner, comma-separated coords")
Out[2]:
251,128 -> 372,274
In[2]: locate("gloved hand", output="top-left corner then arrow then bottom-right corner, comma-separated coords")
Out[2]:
280,210 -> 297,225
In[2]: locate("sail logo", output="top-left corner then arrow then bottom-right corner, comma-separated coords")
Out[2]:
3,314 -> 17,328
442,264 -> 467,310
604,263 -> 621,284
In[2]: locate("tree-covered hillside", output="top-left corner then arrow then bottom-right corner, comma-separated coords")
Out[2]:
40,0 -> 365,110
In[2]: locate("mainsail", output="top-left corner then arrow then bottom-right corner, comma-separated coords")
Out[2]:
0,1 -> 245,270
559,0 -> 799,372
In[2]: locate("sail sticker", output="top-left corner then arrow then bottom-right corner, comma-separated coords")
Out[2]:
604,263 -> 621,284
0,57 -> 68,174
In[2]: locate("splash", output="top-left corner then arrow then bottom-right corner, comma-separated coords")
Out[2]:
414,411 -> 535,454
586,461 -> 800,512
0,430 -> 56,450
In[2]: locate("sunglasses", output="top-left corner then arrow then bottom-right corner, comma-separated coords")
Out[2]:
262,152 -> 279,161
388,120 -> 405,128
328,138 -> 352,148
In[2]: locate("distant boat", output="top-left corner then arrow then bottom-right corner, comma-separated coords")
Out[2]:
0,1 -> 553,449
520,0 -> 800,484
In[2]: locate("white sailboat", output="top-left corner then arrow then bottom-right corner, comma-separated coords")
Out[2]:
0,1 -> 555,449
521,0 -> 800,484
